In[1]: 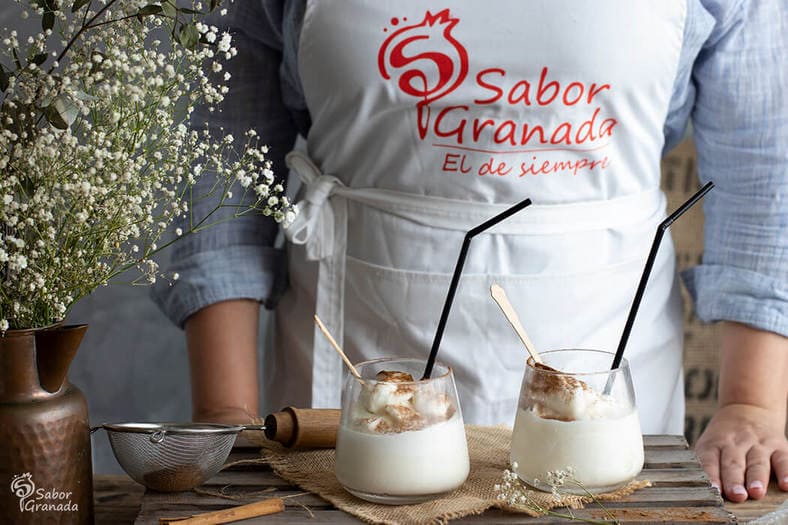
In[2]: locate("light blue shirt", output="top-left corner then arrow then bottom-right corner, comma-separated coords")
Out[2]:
153,0 -> 788,339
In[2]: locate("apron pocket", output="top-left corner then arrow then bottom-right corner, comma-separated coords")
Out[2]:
342,250 -> 682,428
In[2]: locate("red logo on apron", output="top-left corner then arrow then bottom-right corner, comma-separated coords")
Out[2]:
378,9 -> 618,178
378,9 -> 469,140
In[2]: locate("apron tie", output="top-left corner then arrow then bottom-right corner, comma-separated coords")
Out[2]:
284,150 -> 348,407
285,152 -> 344,260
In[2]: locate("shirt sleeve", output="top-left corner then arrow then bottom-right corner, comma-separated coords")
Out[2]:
152,0 -> 299,328
681,0 -> 788,337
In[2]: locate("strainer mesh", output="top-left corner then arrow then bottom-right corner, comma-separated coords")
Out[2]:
106,428 -> 236,491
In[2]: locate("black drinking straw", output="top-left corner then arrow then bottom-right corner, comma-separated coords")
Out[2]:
422,197 -> 533,379
610,181 -> 715,375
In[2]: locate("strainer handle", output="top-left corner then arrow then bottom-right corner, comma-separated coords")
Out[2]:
238,424 -> 267,432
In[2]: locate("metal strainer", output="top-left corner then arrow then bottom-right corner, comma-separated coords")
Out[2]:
95,422 -> 263,492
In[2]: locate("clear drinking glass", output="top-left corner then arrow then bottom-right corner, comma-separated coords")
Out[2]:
335,357 -> 470,504
510,349 -> 644,494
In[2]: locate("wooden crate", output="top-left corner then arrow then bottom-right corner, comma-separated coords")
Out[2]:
134,435 -> 735,524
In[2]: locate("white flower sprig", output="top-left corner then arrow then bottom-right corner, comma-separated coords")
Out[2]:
0,0 -> 294,331
494,463 -> 620,524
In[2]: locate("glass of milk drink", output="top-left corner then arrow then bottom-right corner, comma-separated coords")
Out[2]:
510,349 -> 644,494
335,357 -> 470,504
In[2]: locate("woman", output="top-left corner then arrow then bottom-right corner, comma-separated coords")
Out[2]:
154,0 -> 787,502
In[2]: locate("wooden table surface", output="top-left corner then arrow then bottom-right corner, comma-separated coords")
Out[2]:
95,435 -> 787,524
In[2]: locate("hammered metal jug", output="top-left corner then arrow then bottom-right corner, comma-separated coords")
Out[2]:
0,325 -> 93,524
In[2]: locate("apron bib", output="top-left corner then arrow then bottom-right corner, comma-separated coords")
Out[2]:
266,0 -> 687,433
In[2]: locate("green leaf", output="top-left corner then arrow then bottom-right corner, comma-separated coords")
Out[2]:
19,175 -> 36,198
31,53 -> 47,66
42,104 -> 69,130
39,97 -> 79,131
53,95 -> 78,127
137,4 -> 163,16
178,7 -> 203,15
12,48 -> 22,69
177,23 -> 200,50
0,65 -> 8,92
42,11 -> 55,31
209,0 -> 222,11
39,92 -> 56,107
71,0 -> 91,12
161,0 -> 177,18
71,89 -> 96,102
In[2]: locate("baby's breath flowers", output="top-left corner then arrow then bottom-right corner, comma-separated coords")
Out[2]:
0,0 -> 293,331
495,463 -> 620,524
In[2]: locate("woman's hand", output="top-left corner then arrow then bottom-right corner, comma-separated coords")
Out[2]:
693,322 -> 788,502
695,403 -> 788,501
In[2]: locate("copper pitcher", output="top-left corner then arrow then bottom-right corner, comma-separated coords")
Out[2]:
0,325 -> 94,524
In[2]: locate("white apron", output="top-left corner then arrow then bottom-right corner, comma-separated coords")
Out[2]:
265,0 -> 687,434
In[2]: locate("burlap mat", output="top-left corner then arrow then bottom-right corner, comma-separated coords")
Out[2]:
251,425 -> 650,525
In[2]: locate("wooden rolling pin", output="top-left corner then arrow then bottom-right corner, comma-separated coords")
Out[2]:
263,407 -> 341,449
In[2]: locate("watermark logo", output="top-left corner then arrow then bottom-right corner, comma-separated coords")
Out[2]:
11,473 -> 78,513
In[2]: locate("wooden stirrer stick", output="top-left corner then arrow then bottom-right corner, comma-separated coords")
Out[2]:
313,315 -> 362,380
490,283 -> 543,364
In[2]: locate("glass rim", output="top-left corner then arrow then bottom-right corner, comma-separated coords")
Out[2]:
352,356 -> 453,384
526,348 -> 629,376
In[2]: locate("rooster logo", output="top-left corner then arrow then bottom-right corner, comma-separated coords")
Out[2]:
378,9 -> 469,139
11,473 -> 35,512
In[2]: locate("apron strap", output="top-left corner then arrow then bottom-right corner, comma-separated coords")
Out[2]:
285,151 -> 348,408
287,151 -> 666,238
